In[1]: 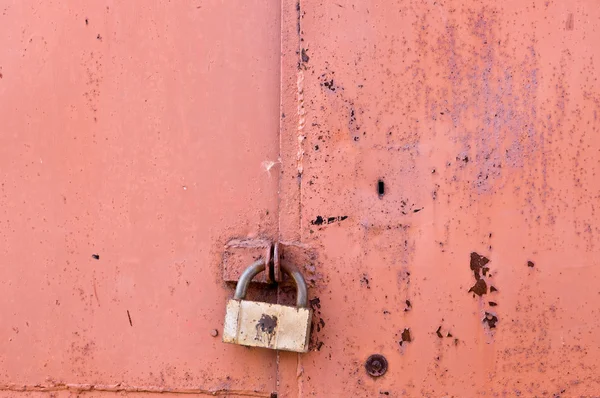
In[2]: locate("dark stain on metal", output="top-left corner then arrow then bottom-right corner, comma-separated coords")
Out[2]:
255,314 -> 278,345
270,393 -> 278,398
528,260 -> 535,268
365,354 -> 388,377
311,215 -> 348,226
457,154 -> 469,163
295,1 -> 300,35
470,252 -> 490,280
316,317 -> 325,332
490,286 -> 498,292
256,314 -> 278,334
489,301 -> 498,306
404,299 -> 412,311
469,278 -> 488,296
436,326 -> 443,338
92,254 -> 100,260
483,312 -> 498,329
309,296 -> 325,351
309,297 -> 321,310
360,274 -> 370,289
399,328 -> 412,346
127,310 -> 132,326
322,79 -> 336,92
301,48 -> 310,63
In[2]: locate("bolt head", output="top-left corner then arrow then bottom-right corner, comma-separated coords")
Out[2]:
365,354 -> 388,377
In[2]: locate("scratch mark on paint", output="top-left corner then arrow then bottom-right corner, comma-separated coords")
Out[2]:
92,272 -> 100,307
297,69 -> 306,176
0,383 -> 271,396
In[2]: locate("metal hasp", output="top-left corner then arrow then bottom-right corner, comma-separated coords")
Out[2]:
222,259 -> 312,353
222,239 -> 281,284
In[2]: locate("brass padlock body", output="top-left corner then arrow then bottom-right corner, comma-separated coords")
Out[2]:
223,299 -> 312,352
222,258 -> 312,353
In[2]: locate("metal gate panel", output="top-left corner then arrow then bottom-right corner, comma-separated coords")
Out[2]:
287,0 -> 600,396
0,1 -> 281,396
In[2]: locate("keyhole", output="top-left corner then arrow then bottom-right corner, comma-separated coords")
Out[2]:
377,180 -> 385,197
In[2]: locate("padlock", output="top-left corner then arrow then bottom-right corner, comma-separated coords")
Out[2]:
222,259 -> 312,352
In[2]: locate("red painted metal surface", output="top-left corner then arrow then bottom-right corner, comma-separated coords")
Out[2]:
3,0 -> 600,397
281,0 -> 600,396
0,1 -> 281,396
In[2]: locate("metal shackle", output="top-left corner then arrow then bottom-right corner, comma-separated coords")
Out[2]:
234,259 -> 309,308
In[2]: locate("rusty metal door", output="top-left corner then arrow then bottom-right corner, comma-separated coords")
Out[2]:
275,0 -> 600,396
0,1 -> 282,397
3,0 -> 600,397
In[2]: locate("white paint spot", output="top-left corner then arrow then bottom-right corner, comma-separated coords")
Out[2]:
262,160 -> 280,176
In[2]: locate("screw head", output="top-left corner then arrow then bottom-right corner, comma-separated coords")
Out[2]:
210,329 -> 219,337
365,354 -> 388,377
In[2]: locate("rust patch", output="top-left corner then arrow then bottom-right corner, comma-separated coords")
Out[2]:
469,252 -> 494,296
316,317 -> 325,332
311,215 -> 348,225
360,274 -> 371,289
468,278 -> 488,296
483,312 -> 498,329
309,296 -> 325,351
399,328 -> 412,346
309,297 -> 321,310
470,252 -> 490,280
301,48 -> 310,63
435,326 -> 443,338
527,260 -> 535,268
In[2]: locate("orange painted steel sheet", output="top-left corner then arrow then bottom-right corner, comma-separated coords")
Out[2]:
0,0 -> 281,396
284,0 -> 600,396
2,0 -> 600,397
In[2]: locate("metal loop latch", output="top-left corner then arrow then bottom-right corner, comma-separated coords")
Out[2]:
234,259 -> 308,308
